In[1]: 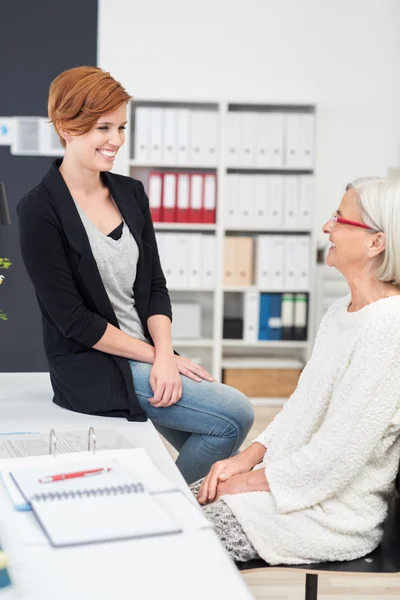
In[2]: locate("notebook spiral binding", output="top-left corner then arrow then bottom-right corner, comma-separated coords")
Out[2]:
49,426 -> 97,457
31,483 -> 145,503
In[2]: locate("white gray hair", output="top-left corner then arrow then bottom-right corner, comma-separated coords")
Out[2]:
346,177 -> 400,287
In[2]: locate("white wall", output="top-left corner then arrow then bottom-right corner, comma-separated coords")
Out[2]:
98,0 -> 400,245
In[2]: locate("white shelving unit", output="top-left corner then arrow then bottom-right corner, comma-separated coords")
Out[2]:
114,99 -> 317,379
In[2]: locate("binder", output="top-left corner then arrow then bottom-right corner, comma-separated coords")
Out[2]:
176,173 -> 190,222
162,173 -> 177,222
188,234 -> 202,289
233,236 -> 253,286
203,173 -> 217,223
281,293 -> 295,340
239,112 -> 255,166
225,174 -> 239,228
284,113 -> 300,167
297,235 -> 311,290
174,234 -> 190,288
253,175 -> 268,228
161,233 -> 176,288
149,108 -> 163,163
237,174 -> 253,228
176,109 -> 190,165
134,107 -> 150,162
223,236 -> 237,287
258,294 -> 271,340
293,293 -> 308,340
255,235 -> 271,289
203,111 -> 218,166
299,114 -> 314,169
148,172 -> 163,222
163,108 -> 177,164
201,235 -> 216,288
189,174 -> 204,222
284,236 -> 298,290
268,294 -> 282,341
243,291 -> 260,343
225,111 -> 240,167
267,176 -> 284,228
189,111 -> 204,165
269,236 -> 285,290
298,175 -> 314,229
283,176 -> 299,229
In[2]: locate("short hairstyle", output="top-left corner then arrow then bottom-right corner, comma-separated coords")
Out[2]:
48,66 -> 131,148
346,177 -> 400,287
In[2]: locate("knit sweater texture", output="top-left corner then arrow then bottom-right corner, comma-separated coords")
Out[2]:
224,294 -> 400,565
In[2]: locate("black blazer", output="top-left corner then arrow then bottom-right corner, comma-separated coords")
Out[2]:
17,159 -> 172,421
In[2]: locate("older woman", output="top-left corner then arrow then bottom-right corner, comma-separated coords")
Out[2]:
191,177 -> 400,565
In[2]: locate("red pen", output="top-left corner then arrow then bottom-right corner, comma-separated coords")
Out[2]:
38,467 -> 111,484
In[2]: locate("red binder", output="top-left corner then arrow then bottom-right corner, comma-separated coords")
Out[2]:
162,173 -> 177,222
148,172 -> 163,222
189,174 -> 204,223
176,173 -> 190,223
203,173 -> 217,223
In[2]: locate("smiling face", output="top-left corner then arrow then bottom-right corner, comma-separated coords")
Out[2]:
322,189 -> 383,275
61,102 -> 127,172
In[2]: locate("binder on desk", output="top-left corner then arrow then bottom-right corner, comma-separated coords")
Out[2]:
1,428 -> 212,548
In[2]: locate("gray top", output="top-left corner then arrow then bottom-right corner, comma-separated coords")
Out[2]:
74,202 -> 150,344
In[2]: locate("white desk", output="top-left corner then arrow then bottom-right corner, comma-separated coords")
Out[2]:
0,373 -> 253,600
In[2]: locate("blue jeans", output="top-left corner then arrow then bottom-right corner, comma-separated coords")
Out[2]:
129,360 -> 254,484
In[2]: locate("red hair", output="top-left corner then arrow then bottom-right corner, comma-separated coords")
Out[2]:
48,66 -> 131,147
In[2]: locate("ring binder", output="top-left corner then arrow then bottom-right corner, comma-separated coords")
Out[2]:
31,483 -> 145,503
49,429 -> 57,457
88,427 -> 96,454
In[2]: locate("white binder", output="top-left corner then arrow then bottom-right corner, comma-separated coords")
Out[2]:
201,235 -> 216,288
269,236 -> 285,290
256,235 -> 271,289
225,111 -> 240,167
296,235 -> 311,290
239,112 -> 255,166
298,175 -> 314,229
188,234 -> 202,289
174,234 -> 191,288
176,109 -> 190,165
283,176 -> 299,229
237,174 -> 253,228
254,113 -> 284,168
203,111 -> 218,166
243,291 -> 260,342
149,108 -> 163,163
162,233 -> 176,288
189,110 -> 204,165
299,114 -> 315,168
134,107 -> 150,162
163,109 -> 177,164
267,176 -> 284,228
225,174 -> 239,227
284,236 -> 298,290
253,175 -> 268,228
284,113 -> 300,167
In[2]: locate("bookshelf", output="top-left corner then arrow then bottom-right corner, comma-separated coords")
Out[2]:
112,99 -> 317,380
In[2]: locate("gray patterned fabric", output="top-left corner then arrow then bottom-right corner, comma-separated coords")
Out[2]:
189,479 -> 259,562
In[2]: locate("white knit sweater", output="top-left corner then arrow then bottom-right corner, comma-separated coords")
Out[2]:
224,294 -> 400,565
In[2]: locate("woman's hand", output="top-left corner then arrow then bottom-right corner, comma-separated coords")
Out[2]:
215,469 -> 270,500
149,354 -> 182,408
175,355 -> 215,383
197,443 -> 266,504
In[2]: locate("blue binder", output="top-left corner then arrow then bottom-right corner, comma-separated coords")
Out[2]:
0,550 -> 11,589
268,294 -> 282,341
258,294 -> 270,340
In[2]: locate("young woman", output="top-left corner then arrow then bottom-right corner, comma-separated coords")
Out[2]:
192,178 -> 400,565
17,66 -> 254,483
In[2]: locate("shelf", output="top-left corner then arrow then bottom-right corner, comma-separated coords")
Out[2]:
173,339 -> 214,347
222,340 -> 308,348
154,223 -> 216,231
226,166 -> 313,174
223,286 -> 310,293
222,357 -> 304,369
129,160 -> 217,170
224,227 -> 311,234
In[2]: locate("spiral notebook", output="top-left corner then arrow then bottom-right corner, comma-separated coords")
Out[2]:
9,460 -> 181,547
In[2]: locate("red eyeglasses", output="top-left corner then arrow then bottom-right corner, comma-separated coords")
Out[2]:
330,213 -> 379,232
